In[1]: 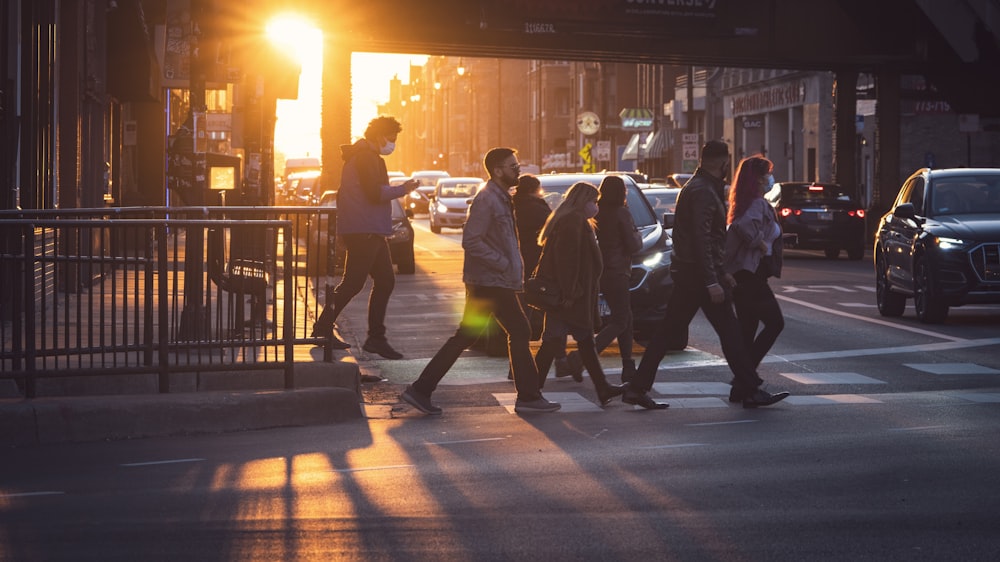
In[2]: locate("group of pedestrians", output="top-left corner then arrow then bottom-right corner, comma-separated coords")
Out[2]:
315,114 -> 788,415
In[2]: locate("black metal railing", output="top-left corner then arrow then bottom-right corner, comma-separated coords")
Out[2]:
0,206 -> 339,397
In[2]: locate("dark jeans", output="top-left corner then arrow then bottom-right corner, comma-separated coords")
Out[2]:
632,267 -> 761,397
412,284 -> 541,401
314,233 -> 395,341
535,313 -> 612,392
733,267 -> 784,369
593,271 -> 633,362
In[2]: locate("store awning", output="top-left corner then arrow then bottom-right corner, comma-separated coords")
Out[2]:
645,130 -> 667,158
622,131 -> 658,160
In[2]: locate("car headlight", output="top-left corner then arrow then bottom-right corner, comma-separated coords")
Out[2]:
641,251 -> 670,269
435,202 -> 448,214
934,236 -> 966,250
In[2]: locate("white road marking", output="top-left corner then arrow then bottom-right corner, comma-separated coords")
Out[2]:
889,425 -> 951,432
763,337 -> 1000,364
430,437 -> 507,445
779,372 -> 886,385
685,420 -> 758,427
783,394 -> 883,405
776,294 -> 967,341
951,393 -> 1000,403
0,491 -> 64,498
332,465 -> 415,473
637,443 -> 708,449
903,363 -> 1000,375
121,458 -> 205,467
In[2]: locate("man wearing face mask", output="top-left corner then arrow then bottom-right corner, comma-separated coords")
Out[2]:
622,140 -> 789,409
311,115 -> 419,359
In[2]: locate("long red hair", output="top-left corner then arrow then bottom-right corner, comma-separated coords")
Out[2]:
728,155 -> 773,225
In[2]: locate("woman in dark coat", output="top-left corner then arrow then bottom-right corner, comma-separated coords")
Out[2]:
512,174 -> 568,377
532,182 -> 625,406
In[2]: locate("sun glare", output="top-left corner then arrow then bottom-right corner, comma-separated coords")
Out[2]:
266,15 -> 320,67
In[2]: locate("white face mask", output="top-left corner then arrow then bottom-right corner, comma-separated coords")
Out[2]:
380,141 -> 396,156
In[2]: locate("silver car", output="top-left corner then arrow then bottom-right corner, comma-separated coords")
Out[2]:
429,177 -> 483,233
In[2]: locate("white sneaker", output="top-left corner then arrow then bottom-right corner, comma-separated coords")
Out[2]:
514,396 -> 561,413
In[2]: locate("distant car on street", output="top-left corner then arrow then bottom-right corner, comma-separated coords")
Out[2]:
765,181 -> 867,260
406,170 -> 451,215
641,186 -> 682,225
874,167 -> 1000,323
664,173 -> 693,189
429,177 -> 483,233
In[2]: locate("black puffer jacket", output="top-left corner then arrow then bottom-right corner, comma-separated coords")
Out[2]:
671,167 -> 727,286
512,193 -> 552,281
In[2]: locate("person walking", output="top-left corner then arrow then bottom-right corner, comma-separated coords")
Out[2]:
565,175 -> 644,383
622,140 -> 790,409
311,116 -> 419,359
724,155 -> 785,373
401,148 -> 560,415
532,182 -> 626,406
512,174 -> 570,377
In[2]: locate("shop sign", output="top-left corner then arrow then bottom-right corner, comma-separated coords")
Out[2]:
619,107 -> 655,131
731,81 -> 806,116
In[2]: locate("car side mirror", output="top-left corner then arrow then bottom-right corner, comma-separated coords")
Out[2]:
893,202 -> 916,220
662,212 -> 675,229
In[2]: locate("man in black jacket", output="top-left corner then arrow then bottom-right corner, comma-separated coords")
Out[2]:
622,140 -> 789,409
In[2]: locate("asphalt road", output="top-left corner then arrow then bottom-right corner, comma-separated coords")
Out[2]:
3,218 -> 999,560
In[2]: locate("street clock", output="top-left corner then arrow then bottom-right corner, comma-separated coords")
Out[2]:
577,111 -> 601,136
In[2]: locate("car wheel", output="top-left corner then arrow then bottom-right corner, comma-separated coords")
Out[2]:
397,251 -> 416,275
824,248 -> 840,259
430,221 -> 442,234
875,250 -> 905,317
913,255 -> 948,324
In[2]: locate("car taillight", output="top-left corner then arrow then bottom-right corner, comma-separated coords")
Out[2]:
780,208 -> 792,217
848,209 -> 866,218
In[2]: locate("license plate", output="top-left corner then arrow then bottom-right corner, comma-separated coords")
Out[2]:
598,296 -> 611,317
817,211 -> 833,221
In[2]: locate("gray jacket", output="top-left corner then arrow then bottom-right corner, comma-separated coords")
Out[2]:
462,180 -> 524,290
724,196 -> 783,277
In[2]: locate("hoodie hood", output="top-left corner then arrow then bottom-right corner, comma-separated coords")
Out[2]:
341,139 -> 375,162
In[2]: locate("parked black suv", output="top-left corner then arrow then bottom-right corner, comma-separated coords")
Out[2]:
874,167 -> 1000,323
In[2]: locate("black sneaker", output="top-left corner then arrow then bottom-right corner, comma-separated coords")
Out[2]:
400,385 -> 442,415
311,325 -> 351,349
742,389 -> 790,409
363,338 -> 403,360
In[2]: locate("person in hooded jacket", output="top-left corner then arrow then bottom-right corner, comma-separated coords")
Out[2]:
311,116 -> 419,359
532,182 -> 626,406
512,174 -> 570,377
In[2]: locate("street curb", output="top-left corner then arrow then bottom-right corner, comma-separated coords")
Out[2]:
0,387 -> 363,447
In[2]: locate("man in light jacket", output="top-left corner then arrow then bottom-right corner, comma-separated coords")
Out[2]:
401,147 -> 561,415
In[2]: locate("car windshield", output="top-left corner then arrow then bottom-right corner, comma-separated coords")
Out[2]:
930,176 -> 1000,216
538,175 -> 658,228
439,183 -> 479,198
644,190 -> 679,215
782,184 -> 853,202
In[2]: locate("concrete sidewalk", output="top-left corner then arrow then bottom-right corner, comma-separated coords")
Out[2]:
0,359 -> 365,447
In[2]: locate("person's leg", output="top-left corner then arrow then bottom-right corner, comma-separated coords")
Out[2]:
568,324 -> 624,405
535,313 -> 569,389
749,280 -> 784,369
409,285 -> 486,397
490,287 -> 544,402
593,273 -> 632,358
699,287 -> 761,399
732,270 -> 760,351
314,234 -> 380,334
364,237 -> 396,342
631,269 -> 700,393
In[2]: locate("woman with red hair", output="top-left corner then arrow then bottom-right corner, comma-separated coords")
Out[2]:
724,155 -> 785,374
